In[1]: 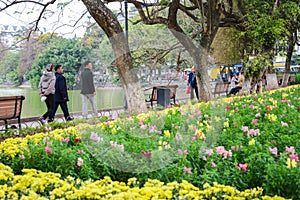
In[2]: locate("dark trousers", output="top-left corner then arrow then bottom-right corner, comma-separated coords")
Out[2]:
194,86 -> 199,100
51,101 -> 70,120
42,94 -> 55,120
229,86 -> 242,95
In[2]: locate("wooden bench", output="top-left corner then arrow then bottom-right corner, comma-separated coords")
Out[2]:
144,85 -> 178,107
0,96 -> 25,130
213,82 -> 230,97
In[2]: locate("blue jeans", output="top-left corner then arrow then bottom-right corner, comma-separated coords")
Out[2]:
82,94 -> 98,118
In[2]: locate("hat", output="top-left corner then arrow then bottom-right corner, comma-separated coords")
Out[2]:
46,64 -> 53,72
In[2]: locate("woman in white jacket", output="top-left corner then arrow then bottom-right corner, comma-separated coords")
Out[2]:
38,64 -> 56,124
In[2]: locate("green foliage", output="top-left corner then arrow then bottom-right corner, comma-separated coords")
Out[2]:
244,54 -> 271,78
211,27 -> 243,65
0,50 -> 21,85
26,37 -> 93,89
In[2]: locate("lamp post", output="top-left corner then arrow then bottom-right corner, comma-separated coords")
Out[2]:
123,0 -> 129,110
124,0 -> 128,42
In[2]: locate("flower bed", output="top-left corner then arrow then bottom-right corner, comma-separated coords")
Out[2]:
0,85 -> 299,199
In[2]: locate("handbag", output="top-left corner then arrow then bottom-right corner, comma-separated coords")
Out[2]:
186,86 -> 191,94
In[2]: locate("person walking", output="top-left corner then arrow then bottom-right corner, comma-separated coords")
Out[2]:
80,61 -> 98,119
188,66 -> 199,100
38,64 -> 56,124
49,65 -> 73,122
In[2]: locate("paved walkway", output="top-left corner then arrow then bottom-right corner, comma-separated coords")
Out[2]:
0,97 -> 190,130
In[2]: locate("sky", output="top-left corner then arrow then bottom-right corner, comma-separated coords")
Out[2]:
0,1 -> 125,38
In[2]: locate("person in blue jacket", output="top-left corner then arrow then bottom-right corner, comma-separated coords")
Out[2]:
188,66 -> 199,100
49,65 -> 73,122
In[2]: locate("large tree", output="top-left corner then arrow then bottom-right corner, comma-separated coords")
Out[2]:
279,1 -> 300,87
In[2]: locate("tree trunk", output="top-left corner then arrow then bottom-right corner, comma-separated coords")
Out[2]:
266,73 -> 279,90
82,0 -> 147,114
282,31 -> 295,87
195,49 -> 213,101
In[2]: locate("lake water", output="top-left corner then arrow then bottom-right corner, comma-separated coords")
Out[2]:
0,86 -> 189,118
0,87 -> 125,117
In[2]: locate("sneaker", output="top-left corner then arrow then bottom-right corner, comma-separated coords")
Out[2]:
39,117 -> 46,125
66,116 -> 73,121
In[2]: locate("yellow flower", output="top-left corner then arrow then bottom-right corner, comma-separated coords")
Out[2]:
223,121 -> 229,128
164,130 -> 171,137
286,158 -> 291,169
215,117 -> 221,122
291,159 -> 297,168
267,114 -> 277,121
287,158 -> 297,169
249,139 -> 256,146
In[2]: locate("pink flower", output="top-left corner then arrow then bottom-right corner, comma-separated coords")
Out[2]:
77,158 -> 84,166
238,163 -> 248,172
77,150 -> 85,154
75,138 -> 81,143
286,146 -> 295,154
247,129 -> 260,137
254,95 -> 258,99
251,119 -> 258,125
106,121 -> 110,127
269,147 -> 278,156
234,107 -> 239,112
216,146 -> 225,155
212,162 -> 216,168
255,113 -> 261,118
183,150 -> 188,155
19,154 -> 25,159
90,132 -> 100,142
45,147 -> 52,154
149,125 -> 156,133
142,150 -> 152,157
183,166 -> 192,174
138,119 -> 144,126
281,121 -> 288,127
42,137 -> 50,144
61,137 -> 70,143
206,149 -> 213,156
140,124 -> 147,129
175,134 -> 183,141
178,149 -> 183,155
202,156 -> 207,161
223,150 -> 232,159
226,106 -> 231,111
290,154 -> 299,162
249,104 -> 255,109
241,126 -> 249,132
242,104 -> 246,108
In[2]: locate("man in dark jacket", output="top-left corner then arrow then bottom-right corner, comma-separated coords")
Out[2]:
49,65 -> 73,122
188,66 -> 199,100
80,61 -> 98,119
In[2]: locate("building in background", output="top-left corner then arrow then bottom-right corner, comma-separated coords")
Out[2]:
0,24 -> 46,48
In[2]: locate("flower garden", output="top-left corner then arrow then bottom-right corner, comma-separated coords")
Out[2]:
0,85 -> 299,199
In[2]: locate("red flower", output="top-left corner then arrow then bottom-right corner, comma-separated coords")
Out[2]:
75,138 -> 81,143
